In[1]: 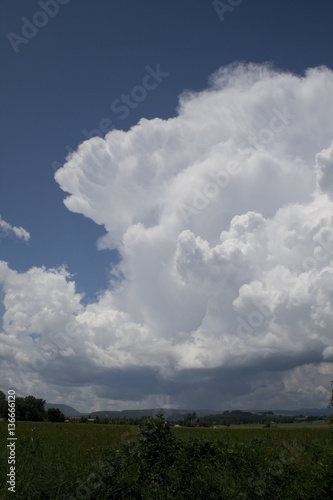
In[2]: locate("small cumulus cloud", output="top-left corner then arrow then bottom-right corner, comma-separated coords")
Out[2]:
1,63 -> 333,411
0,215 -> 30,242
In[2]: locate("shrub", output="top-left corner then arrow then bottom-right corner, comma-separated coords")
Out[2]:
47,408 -> 65,423
80,418 -> 333,499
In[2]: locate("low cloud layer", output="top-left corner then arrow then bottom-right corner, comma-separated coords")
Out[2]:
1,63 -> 333,412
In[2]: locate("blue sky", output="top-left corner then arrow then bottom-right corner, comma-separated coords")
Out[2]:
1,0 -> 333,412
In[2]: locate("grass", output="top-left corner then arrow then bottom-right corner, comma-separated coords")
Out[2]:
0,421 -> 139,499
0,421 -> 332,499
172,424 -> 333,443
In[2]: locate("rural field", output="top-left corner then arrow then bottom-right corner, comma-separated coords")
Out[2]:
0,420 -> 332,499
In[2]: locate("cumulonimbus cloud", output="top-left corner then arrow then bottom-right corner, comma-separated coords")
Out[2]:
1,63 -> 333,411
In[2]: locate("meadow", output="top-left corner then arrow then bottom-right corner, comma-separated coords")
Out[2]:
0,420 -> 332,499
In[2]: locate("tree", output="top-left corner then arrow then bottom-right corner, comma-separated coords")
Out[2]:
24,395 -> 47,421
15,395 -> 46,421
47,408 -> 65,423
134,414 -> 180,488
0,391 -> 7,418
183,412 -> 198,427
15,397 -> 27,420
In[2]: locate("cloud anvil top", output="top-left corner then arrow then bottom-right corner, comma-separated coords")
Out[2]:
1,62 -> 333,412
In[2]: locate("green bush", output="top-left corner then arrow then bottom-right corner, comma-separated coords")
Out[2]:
84,416 -> 333,500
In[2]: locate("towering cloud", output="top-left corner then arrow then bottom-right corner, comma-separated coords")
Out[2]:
1,63 -> 333,411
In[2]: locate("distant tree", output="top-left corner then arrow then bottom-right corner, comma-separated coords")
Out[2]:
198,419 -> 211,427
24,395 -> 47,421
47,408 -> 65,423
16,395 -> 46,421
79,416 -> 88,423
15,397 -> 27,420
183,412 -> 198,427
0,391 -> 7,418
99,417 -> 109,424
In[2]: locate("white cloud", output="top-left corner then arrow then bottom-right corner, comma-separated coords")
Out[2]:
1,63 -> 333,411
316,141 -> 333,200
0,215 -> 30,242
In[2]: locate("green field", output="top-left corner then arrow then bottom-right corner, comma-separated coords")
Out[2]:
0,421 -> 332,499
0,421 -> 139,499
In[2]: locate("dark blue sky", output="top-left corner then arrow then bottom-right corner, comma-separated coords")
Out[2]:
1,0 -> 333,301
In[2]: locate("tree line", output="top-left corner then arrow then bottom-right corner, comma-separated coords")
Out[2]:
1,389 -> 332,425
0,391 -> 65,423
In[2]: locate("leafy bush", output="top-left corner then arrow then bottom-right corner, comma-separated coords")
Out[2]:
84,416 -> 333,500
47,408 -> 65,423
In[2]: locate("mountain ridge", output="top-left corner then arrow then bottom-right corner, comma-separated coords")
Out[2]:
45,403 -> 333,419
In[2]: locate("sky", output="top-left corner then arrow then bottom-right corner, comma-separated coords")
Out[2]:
0,0 -> 333,413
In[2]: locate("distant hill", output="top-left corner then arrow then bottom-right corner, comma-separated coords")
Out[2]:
88,408 -> 222,420
44,403 -> 84,417
44,405 -> 222,419
45,403 -> 333,419
269,408 -> 333,417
